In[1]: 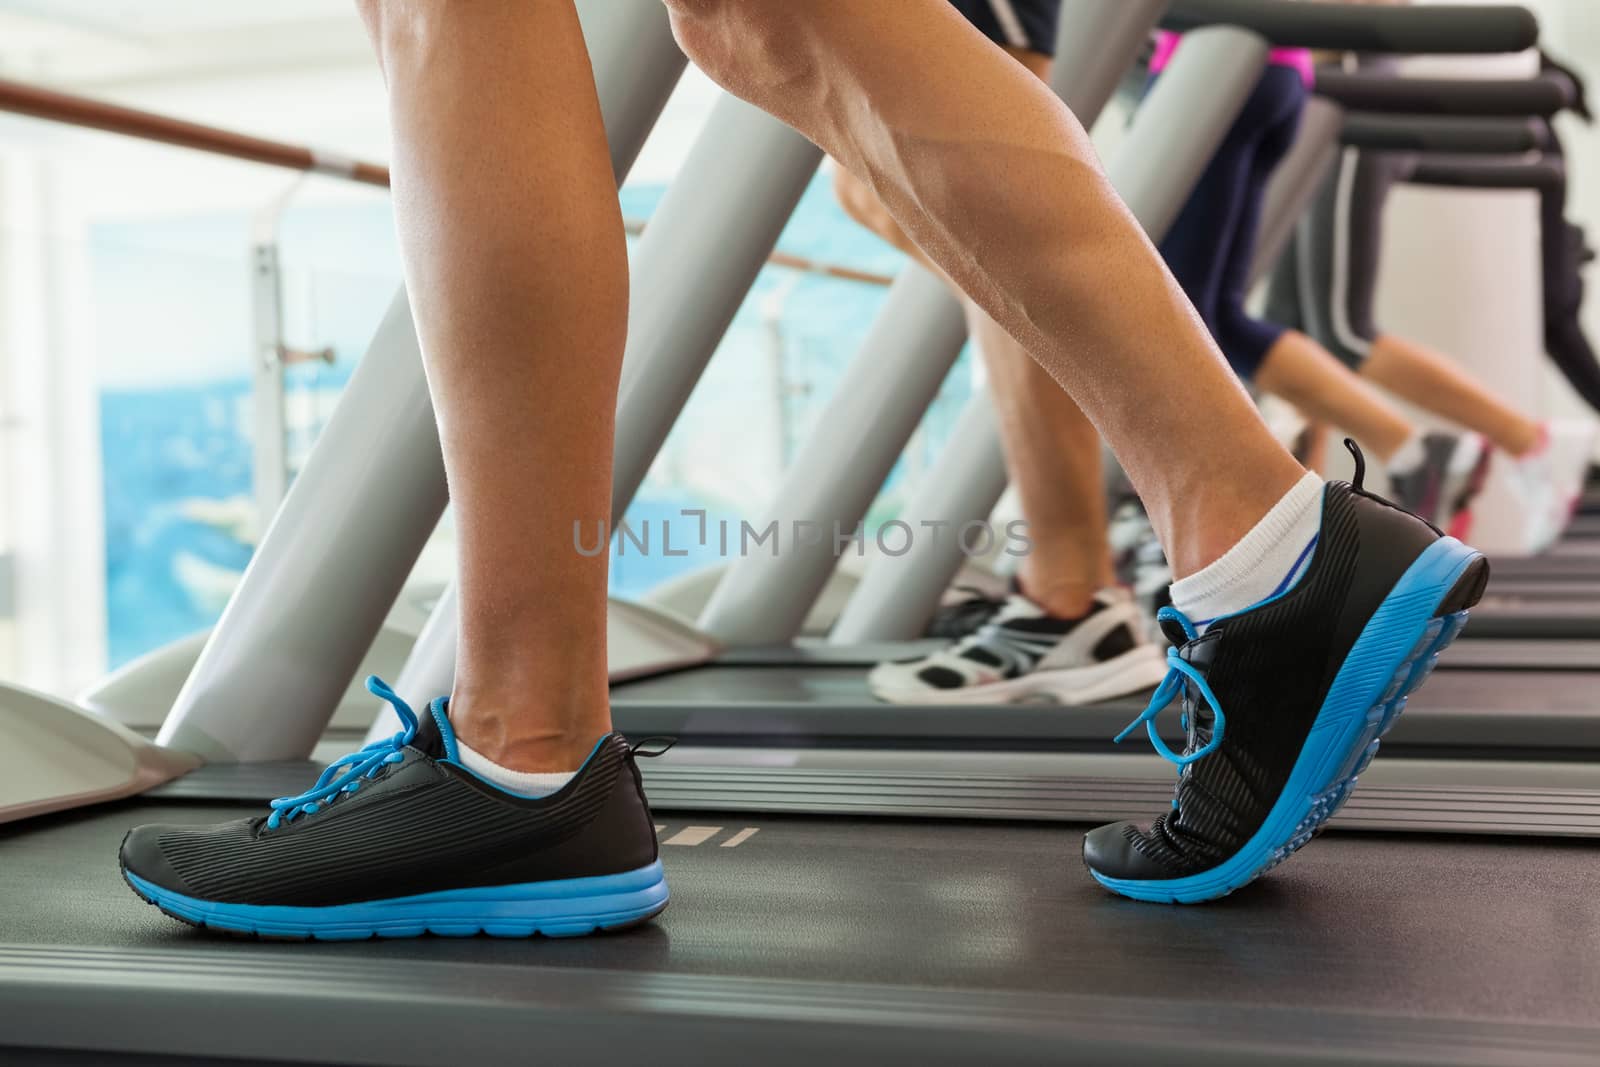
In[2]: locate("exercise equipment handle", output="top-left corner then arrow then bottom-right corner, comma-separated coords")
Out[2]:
1316,70 -> 1573,118
1341,112 -> 1547,154
1163,0 -> 1539,54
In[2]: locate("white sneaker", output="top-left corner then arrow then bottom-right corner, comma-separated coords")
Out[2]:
1505,420 -> 1598,553
1388,433 -> 1491,532
868,587 -> 1167,706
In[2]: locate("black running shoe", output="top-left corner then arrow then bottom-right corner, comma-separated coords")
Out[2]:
1083,445 -> 1489,903
119,678 -> 668,939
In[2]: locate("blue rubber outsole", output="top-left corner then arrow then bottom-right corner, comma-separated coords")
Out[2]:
123,860 -> 669,941
1091,536 -> 1485,905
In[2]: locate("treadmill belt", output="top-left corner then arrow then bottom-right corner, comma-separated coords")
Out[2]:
4,801 -> 1599,1065
1490,554 -> 1600,579
1547,539 -> 1600,560
1479,578 -> 1600,599
2,801 -> 1597,1022
1461,599 -> 1600,639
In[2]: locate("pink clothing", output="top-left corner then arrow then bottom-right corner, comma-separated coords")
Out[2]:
1150,30 -> 1316,89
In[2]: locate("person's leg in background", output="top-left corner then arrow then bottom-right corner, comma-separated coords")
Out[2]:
1259,222 -> 1334,473
1365,332 -> 1541,453
1316,150 -> 1541,455
1173,62 -> 1495,528
835,7 -> 1162,708
1159,66 -> 1418,468
1293,144 -> 1591,541
1251,332 -> 1414,460
1153,72 -> 1262,380
832,40 -> 1112,621
964,305 -> 1118,613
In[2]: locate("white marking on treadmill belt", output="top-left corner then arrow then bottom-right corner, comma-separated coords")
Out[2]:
720,828 -> 759,848
664,825 -> 722,847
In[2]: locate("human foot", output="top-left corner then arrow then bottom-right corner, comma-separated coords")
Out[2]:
1084,453 -> 1487,903
120,678 -> 668,939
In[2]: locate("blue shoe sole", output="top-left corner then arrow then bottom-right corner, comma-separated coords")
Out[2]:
1091,536 -> 1485,904
123,860 -> 669,940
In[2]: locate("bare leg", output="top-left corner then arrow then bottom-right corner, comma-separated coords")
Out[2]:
834,138 -> 1112,615
667,0 -> 1306,578
357,0 -> 621,770
966,307 -> 1115,614
1364,333 -> 1542,455
1254,331 -> 1415,462
1299,420 -> 1331,472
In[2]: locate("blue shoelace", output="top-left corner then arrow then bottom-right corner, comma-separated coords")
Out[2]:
266,676 -> 417,830
1113,606 -> 1227,768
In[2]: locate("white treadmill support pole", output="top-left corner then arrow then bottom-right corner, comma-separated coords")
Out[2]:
158,0 -> 685,761
695,265 -> 968,645
612,98 -> 823,518
831,26 -> 1272,643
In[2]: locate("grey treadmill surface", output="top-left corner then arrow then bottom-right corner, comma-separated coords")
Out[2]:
1450,537 -> 1600,637
1444,637 -> 1600,669
1547,539 -> 1600,560
2,802 -> 1598,1067
611,663 -> 1600,752
1462,599 -> 1600,639
1481,578 -> 1600,598
1490,553 -> 1600,579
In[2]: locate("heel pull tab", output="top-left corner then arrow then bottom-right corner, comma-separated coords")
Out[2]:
1343,438 -> 1367,490
629,736 -> 677,759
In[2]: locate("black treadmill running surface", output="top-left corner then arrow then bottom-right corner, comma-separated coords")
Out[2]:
610,664 -> 1600,753
2,801 -> 1597,1028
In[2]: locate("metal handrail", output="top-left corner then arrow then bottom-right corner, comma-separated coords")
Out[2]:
0,75 -> 895,288
0,75 -> 390,186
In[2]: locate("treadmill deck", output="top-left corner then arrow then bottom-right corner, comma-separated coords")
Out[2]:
1,800 -> 1598,1067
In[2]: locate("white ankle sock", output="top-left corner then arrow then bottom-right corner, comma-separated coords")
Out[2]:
457,740 -> 577,797
1169,472 -> 1325,629
1386,430 -> 1428,474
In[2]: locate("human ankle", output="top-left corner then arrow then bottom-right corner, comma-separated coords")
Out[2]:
1169,472 -> 1325,629
1016,567 -> 1098,619
1507,420 -> 1547,459
1162,469 -> 1306,579
448,687 -> 611,773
